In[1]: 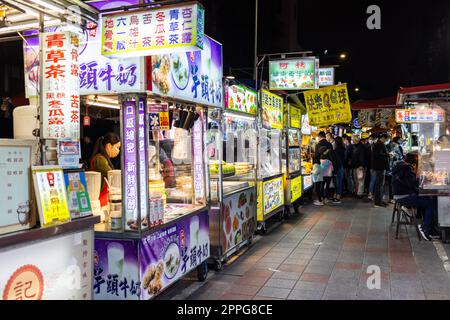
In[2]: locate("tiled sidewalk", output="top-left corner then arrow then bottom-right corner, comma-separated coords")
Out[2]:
158,199 -> 450,300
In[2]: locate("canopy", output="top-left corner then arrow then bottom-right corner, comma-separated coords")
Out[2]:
397,82 -> 450,104
351,96 -> 398,110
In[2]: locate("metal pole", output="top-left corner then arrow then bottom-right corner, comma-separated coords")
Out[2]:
38,12 -> 45,165
253,0 -> 258,83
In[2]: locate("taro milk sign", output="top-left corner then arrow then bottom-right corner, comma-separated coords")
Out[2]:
23,22 -> 144,97
123,101 -> 138,231
42,32 -> 80,139
101,2 -> 205,58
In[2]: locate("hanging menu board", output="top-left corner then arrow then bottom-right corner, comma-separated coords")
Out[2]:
0,140 -> 36,235
260,90 -> 283,130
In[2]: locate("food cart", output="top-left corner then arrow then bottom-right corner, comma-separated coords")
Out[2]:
0,0 -> 100,300
86,1 -> 222,299
282,103 -> 303,214
207,81 -> 257,270
256,90 -> 284,234
397,83 -> 450,242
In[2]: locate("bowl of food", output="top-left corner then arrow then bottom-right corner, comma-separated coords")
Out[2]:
170,54 -> 190,90
163,242 -> 181,279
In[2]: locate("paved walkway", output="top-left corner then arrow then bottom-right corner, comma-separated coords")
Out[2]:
158,199 -> 450,300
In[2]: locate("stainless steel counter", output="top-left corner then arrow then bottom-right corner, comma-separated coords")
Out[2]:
0,215 -> 100,250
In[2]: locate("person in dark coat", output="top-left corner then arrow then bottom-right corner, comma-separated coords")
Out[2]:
350,135 -> 369,198
332,136 -> 346,203
344,135 -> 354,194
315,131 -> 333,157
371,133 -> 390,207
393,153 -> 438,241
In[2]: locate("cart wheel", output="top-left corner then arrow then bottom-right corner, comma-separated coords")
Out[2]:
294,203 -> 301,215
258,222 -> 267,235
278,211 -> 284,222
197,261 -> 208,281
213,259 -> 223,272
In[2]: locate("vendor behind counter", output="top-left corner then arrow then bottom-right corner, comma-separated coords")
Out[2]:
90,132 -> 121,206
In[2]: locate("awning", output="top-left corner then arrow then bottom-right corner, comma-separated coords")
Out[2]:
397,83 -> 450,104
351,96 -> 398,110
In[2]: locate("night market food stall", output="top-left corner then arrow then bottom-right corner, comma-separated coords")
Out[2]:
207,81 -> 257,270
87,1 -> 223,299
0,0 -> 100,300
282,103 -> 303,213
256,89 -> 284,233
267,56 -> 320,199
396,83 -> 450,242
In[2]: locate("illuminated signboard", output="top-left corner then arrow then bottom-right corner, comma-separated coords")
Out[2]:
101,2 -> 205,58
42,31 -> 80,139
318,68 -> 335,86
395,108 -> 445,123
269,58 -> 316,90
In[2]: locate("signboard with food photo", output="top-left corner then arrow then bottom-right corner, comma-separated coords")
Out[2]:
221,189 -> 256,254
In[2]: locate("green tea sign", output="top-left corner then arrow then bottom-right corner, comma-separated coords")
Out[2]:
269,58 -> 316,90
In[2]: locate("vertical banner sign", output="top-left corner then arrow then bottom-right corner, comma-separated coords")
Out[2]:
314,59 -> 320,89
260,90 -> 283,129
290,105 -> 301,129
303,84 -> 352,127
193,115 -> 205,205
101,2 -> 205,58
123,101 -> 138,230
138,98 -> 148,223
42,32 -> 80,139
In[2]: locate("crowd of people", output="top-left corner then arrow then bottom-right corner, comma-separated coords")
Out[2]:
311,130 -> 438,241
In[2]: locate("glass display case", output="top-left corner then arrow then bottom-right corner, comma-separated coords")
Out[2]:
282,103 -> 303,209
207,82 -> 258,268
256,90 -> 285,231
93,95 -> 210,300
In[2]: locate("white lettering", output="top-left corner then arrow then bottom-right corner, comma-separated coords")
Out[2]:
366,5 -> 381,30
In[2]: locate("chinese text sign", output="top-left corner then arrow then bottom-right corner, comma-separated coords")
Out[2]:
303,84 -> 352,127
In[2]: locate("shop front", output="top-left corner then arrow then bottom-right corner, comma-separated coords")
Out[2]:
0,0 -> 100,300
396,83 -> 450,242
207,81 -> 257,269
88,1 -> 222,299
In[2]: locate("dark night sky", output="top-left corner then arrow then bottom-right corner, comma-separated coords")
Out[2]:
200,0 -> 450,101
1,0 -> 450,102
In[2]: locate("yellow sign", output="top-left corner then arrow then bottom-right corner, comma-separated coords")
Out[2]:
303,84 -> 352,127
101,2 -> 204,58
261,90 -> 283,130
290,105 -> 301,129
290,175 -> 302,202
257,181 -> 263,221
263,177 -> 284,215
32,167 -> 71,227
